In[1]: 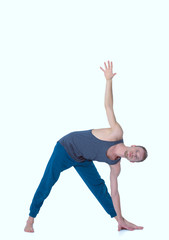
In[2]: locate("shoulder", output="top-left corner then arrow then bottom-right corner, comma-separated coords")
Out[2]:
92,123 -> 123,141
108,122 -> 123,141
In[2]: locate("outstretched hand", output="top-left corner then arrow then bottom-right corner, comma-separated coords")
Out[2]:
100,60 -> 117,80
118,218 -> 144,231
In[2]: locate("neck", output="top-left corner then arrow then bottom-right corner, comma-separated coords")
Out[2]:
113,143 -> 128,158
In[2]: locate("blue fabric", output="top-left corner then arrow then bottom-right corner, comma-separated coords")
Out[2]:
59,129 -> 123,165
29,141 -> 117,218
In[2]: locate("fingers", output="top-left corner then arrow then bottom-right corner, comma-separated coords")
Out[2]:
105,60 -> 112,69
118,224 -> 134,231
129,222 -> 143,229
118,222 -> 143,231
130,225 -> 144,230
118,226 -> 134,231
100,66 -> 105,72
104,62 -> 107,69
108,60 -> 113,69
118,225 -> 124,231
136,226 -> 144,230
100,60 -> 113,71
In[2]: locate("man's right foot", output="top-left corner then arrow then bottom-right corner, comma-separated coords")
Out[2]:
24,217 -> 34,233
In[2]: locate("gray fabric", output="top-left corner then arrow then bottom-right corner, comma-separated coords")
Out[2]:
58,129 -> 123,165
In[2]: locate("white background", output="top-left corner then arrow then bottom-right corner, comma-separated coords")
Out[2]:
0,0 -> 169,239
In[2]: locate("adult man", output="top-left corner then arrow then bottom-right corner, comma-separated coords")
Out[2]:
24,60 -> 147,233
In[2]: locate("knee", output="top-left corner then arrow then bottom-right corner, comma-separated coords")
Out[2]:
92,179 -> 105,188
93,178 -> 105,186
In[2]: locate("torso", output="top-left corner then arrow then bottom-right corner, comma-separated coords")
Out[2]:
92,125 -> 123,173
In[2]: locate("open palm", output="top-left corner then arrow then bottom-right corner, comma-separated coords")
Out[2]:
100,60 -> 117,80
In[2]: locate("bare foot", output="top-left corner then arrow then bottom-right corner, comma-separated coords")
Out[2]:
24,216 -> 35,233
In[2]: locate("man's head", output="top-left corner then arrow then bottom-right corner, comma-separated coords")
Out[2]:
124,145 -> 148,163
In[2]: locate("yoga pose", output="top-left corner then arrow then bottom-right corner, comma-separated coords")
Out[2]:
24,61 -> 148,233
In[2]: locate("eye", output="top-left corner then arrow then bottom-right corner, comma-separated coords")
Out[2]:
136,150 -> 139,159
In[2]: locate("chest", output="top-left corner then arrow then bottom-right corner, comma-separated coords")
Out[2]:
86,131 -> 123,163
106,145 -> 120,160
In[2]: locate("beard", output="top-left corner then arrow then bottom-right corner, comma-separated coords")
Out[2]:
124,150 -> 128,158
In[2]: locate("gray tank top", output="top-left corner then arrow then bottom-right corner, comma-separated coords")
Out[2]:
58,129 -> 123,165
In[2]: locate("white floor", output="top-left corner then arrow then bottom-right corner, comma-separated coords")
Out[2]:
2,167 -> 168,240
3,212 -> 167,240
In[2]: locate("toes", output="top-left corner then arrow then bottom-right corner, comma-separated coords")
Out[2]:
24,227 -> 34,233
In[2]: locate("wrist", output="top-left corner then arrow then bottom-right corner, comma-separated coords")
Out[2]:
115,216 -> 124,223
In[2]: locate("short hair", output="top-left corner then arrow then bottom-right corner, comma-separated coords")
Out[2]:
135,145 -> 148,162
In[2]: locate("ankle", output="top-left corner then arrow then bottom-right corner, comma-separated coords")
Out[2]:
27,216 -> 34,223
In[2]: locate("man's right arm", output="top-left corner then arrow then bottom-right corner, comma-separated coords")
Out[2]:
110,165 -> 144,231
110,165 -> 124,223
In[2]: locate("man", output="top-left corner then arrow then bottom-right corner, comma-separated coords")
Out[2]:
24,60 -> 147,233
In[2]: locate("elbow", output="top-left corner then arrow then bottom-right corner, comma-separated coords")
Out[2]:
104,103 -> 113,109
111,190 -> 119,198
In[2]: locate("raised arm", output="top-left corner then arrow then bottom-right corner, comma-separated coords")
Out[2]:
100,61 -> 117,129
100,61 -> 117,108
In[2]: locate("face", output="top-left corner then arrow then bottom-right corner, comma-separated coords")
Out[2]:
124,146 -> 145,162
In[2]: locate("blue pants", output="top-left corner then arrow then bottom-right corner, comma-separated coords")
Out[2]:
29,141 -> 117,218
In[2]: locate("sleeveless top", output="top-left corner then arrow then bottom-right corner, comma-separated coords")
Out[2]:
58,129 -> 123,165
